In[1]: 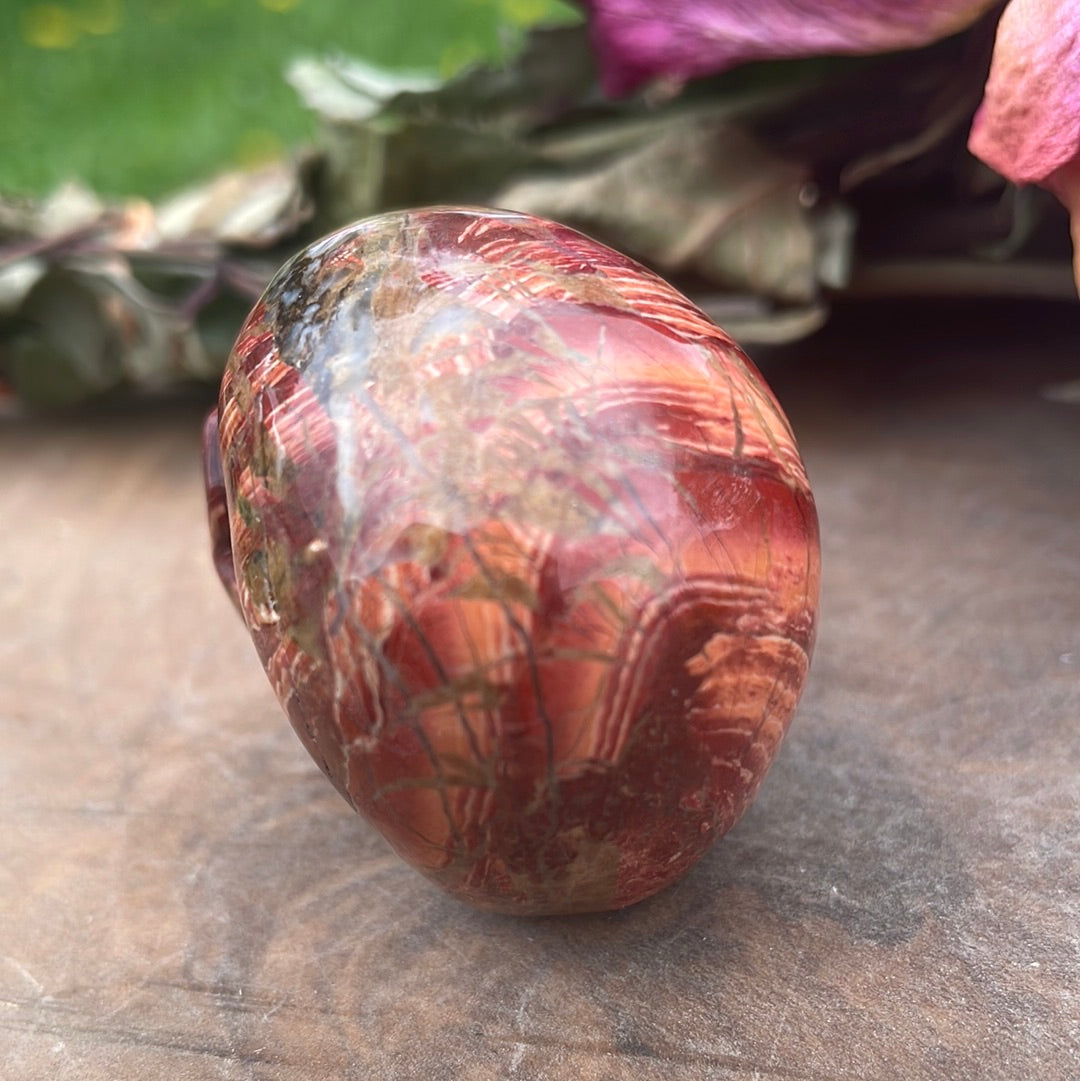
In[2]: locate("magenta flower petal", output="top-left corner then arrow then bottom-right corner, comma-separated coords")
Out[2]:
586,0 -> 1000,96
967,0 -> 1080,286
968,0 -> 1080,185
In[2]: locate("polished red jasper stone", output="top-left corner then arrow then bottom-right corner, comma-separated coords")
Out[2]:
204,207 -> 820,915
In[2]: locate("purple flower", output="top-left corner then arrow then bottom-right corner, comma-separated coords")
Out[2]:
586,0 -> 999,96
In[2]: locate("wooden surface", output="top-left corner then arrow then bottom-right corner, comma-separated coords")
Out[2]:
2,301 -> 1077,1080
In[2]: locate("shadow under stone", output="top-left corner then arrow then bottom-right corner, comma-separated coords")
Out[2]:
703,719 -> 974,946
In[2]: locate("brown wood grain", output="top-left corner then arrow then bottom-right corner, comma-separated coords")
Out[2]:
2,300 -> 1077,1080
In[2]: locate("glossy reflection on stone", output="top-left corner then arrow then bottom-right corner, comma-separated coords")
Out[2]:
204,207 -> 820,915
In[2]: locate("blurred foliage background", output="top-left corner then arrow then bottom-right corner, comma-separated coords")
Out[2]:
4,0 -> 1071,410
1,0 -> 579,199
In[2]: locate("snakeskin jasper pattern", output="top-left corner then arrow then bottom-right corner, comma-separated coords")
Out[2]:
204,208 -> 820,914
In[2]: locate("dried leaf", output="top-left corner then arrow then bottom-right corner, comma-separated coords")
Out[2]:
290,26 -> 597,136
498,120 -> 827,303
286,56 -> 442,123
10,260 -> 224,407
313,115 -> 534,225
0,259 -> 46,315
155,158 -> 316,248
6,181 -> 104,238
0,156 -> 315,406
290,28 -> 599,225
5,269 -> 125,407
694,294 -> 830,344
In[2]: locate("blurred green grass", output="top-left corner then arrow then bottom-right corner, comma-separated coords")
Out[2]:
1,0 -> 579,200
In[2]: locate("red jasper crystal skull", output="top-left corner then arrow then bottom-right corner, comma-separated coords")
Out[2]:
204,207 -> 820,915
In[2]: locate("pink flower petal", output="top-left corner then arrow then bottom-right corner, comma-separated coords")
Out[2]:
968,0 -> 1080,185
586,0 -> 1000,96
968,0 -> 1080,288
